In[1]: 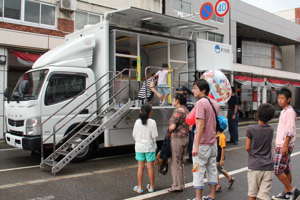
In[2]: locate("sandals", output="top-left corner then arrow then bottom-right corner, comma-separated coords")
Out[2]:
146,184 -> 154,193
216,186 -> 222,192
133,186 -> 143,194
228,177 -> 235,188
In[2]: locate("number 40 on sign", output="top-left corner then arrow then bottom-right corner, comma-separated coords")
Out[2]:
215,0 -> 230,17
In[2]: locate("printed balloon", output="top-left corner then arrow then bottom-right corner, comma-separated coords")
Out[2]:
201,69 -> 231,105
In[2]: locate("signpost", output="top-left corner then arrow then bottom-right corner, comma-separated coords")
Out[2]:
200,2 -> 214,20
215,0 -> 230,17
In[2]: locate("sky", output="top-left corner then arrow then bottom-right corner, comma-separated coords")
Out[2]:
240,0 -> 300,13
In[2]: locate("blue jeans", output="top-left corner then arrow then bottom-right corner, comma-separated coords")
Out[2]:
187,130 -> 194,160
228,110 -> 239,143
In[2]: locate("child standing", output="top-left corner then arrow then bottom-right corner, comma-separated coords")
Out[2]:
245,103 -> 275,200
153,63 -> 178,106
132,104 -> 158,194
272,88 -> 300,200
216,116 -> 235,192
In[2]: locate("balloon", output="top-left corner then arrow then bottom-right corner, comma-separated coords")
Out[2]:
201,69 -> 232,105
185,108 -> 195,125
208,93 -> 214,99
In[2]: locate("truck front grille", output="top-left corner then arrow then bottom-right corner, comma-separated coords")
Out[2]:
9,130 -> 23,136
8,119 -> 24,127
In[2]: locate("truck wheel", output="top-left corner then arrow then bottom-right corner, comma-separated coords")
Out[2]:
70,137 -> 95,163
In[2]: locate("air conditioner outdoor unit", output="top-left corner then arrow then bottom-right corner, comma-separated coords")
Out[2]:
60,0 -> 76,11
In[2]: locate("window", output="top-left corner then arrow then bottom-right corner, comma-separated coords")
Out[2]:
0,0 -> 56,27
75,11 -> 102,30
211,13 -> 224,23
4,0 -> 21,20
45,74 -> 86,106
173,0 -> 191,14
199,32 -> 223,43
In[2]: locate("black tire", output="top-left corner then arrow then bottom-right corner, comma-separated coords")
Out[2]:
63,123 -> 94,163
70,139 -> 95,163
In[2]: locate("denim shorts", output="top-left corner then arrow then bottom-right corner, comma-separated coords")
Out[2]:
135,152 -> 156,162
158,84 -> 171,96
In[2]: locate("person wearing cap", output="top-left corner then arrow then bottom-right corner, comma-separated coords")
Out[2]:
176,85 -> 194,163
226,87 -> 239,145
215,116 -> 235,192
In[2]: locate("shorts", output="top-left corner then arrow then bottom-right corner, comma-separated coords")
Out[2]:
216,162 -> 225,174
158,84 -> 171,96
248,170 -> 273,200
274,146 -> 293,175
135,152 -> 156,162
138,92 -> 154,103
193,144 -> 218,189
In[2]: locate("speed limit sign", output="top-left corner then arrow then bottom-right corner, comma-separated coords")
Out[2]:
215,0 -> 230,17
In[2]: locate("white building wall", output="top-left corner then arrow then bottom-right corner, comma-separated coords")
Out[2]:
165,0 -> 230,44
274,9 -> 295,21
281,45 -> 295,72
241,41 -> 282,69
77,0 -> 161,14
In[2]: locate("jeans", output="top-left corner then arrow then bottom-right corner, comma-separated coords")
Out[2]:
228,110 -> 239,143
187,130 -> 194,160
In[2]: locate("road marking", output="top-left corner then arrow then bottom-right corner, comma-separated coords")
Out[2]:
0,164 -> 138,189
28,195 -> 55,200
0,148 -> 19,152
124,151 -> 300,200
0,165 -> 39,173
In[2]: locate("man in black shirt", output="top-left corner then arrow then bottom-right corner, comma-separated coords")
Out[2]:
176,85 -> 194,163
227,87 -> 239,145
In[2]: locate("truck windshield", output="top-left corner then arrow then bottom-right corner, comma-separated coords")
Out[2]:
10,69 -> 49,101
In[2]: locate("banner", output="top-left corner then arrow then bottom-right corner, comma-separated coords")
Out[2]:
12,51 -> 41,67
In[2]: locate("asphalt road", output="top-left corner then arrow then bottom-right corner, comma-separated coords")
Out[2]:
1,121 -> 300,200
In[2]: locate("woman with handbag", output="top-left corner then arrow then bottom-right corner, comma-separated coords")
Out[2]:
168,93 -> 190,192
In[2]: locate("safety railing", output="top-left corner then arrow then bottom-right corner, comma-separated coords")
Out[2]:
144,66 -> 199,104
144,66 -> 176,104
40,69 -> 138,165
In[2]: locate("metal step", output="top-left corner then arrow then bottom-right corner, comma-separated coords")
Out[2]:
88,123 -> 101,127
68,141 -> 81,145
56,150 -> 70,156
44,160 -> 57,167
78,132 -> 90,136
42,100 -> 134,174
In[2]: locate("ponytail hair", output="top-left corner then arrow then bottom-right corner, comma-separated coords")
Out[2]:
139,103 -> 152,125
174,92 -> 187,105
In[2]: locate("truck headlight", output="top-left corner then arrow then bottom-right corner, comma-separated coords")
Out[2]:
25,118 -> 41,136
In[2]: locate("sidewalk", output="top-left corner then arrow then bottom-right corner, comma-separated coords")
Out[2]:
238,116 -> 300,127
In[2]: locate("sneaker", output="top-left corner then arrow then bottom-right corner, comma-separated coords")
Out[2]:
159,101 -> 163,106
271,192 -> 291,199
162,100 -> 166,105
202,195 -> 214,200
290,188 -> 300,200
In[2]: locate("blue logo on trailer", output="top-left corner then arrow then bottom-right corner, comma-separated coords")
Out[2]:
215,45 -> 220,54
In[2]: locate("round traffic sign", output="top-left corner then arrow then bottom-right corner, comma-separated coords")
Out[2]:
200,2 -> 214,20
215,0 -> 230,17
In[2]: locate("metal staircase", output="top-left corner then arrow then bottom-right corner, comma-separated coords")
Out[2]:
40,69 -> 137,174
